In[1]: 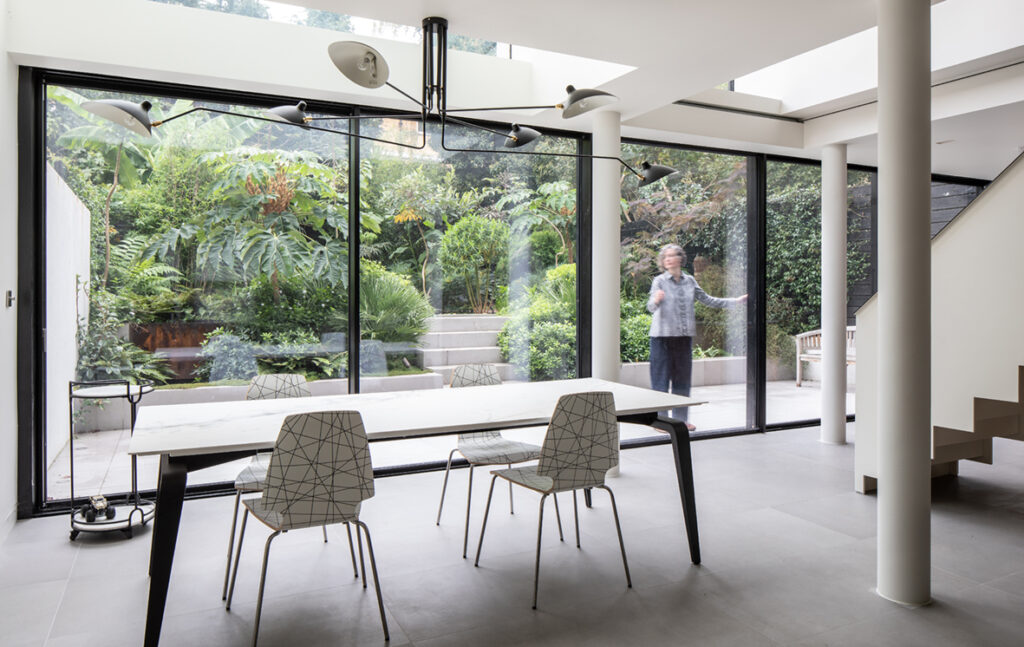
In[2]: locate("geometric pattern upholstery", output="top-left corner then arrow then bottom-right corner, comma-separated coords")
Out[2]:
475,391 -> 630,609
493,391 -> 619,494
245,411 -> 374,531
451,364 -> 543,464
245,373 -> 312,400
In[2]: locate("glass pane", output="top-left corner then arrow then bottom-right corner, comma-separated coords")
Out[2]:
44,84 -> 349,501
620,144 -> 749,437
358,118 -> 578,468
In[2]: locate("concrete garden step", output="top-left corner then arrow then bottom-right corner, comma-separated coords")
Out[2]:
420,346 -> 503,366
419,330 -> 499,349
425,315 -> 509,333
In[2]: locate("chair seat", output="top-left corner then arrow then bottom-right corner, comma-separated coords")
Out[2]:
244,495 -> 362,532
491,465 -> 557,494
457,426 -> 546,465
234,452 -> 272,492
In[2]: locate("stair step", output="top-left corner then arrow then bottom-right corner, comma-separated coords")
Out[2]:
421,346 -> 503,366
974,398 -> 1019,423
426,315 -> 509,333
419,330 -> 499,349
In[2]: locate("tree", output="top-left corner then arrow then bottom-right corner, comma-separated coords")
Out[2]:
440,214 -> 509,313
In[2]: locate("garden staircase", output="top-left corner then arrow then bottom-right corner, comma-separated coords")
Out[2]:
420,315 -> 516,384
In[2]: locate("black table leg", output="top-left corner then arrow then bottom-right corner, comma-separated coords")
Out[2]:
145,455 -> 187,647
583,488 -> 593,508
651,414 -> 701,565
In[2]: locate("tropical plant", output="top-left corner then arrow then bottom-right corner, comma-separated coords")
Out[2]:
496,179 -> 577,264
196,327 -> 257,381
439,214 -> 509,313
354,261 -> 435,342
76,289 -> 171,383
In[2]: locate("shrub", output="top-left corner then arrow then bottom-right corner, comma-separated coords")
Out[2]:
76,289 -> 171,384
620,314 -> 652,363
356,261 -> 434,342
439,214 -> 509,313
197,328 -> 257,382
499,319 -> 576,381
238,273 -> 347,338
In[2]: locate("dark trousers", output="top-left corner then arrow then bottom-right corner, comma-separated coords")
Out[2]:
649,336 -> 693,421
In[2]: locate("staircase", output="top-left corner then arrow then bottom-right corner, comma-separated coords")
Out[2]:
420,315 -> 516,384
854,151 -> 1024,493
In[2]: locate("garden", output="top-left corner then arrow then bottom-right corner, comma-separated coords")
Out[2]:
48,85 -> 867,394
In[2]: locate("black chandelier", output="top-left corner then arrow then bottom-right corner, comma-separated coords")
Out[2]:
83,16 -> 677,187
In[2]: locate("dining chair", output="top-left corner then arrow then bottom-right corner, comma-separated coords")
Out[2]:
474,391 -> 631,609
436,364 -> 563,558
222,373 -> 359,600
225,410 -> 389,646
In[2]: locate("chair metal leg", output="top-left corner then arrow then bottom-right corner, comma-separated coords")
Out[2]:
552,492 -> 564,542
226,508 -> 249,610
462,465 -> 475,559
508,463 -> 514,514
250,529 -> 282,647
473,475 -> 500,567
354,521 -> 390,642
436,449 -> 458,525
322,525 -> 328,543
572,490 -> 581,549
222,490 -> 242,600
345,523 -> 359,578
599,485 -> 632,588
533,493 -> 549,610
356,523 -> 367,589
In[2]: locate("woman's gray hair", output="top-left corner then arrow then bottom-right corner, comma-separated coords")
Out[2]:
657,244 -> 686,271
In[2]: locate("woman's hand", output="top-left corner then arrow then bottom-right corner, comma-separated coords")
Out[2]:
737,294 -> 748,303
654,289 -> 665,305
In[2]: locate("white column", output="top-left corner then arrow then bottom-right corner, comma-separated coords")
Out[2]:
591,111 -> 621,382
821,144 -> 848,445
877,0 -> 932,606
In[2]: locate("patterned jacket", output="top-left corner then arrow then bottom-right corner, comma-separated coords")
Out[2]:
646,271 -> 739,337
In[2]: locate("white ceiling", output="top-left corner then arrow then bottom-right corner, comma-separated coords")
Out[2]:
267,0 -> 1024,180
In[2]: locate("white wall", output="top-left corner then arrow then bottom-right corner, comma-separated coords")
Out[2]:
1,0 -> 21,541
856,152 -> 1024,488
45,166 -> 91,469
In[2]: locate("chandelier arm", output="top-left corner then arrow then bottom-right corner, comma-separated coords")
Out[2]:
305,113 -> 423,122
443,105 -> 561,113
439,118 -> 642,178
385,82 -> 428,110
442,114 -> 516,140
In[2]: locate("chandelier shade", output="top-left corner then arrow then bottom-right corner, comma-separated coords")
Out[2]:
328,41 -> 390,89
561,85 -> 619,119
82,99 -> 154,136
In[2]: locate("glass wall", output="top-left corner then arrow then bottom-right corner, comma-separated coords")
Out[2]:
45,83 -> 350,499
765,161 -> 873,425
357,118 -> 578,467
620,143 -> 749,437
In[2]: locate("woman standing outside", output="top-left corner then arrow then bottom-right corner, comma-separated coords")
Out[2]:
647,244 -> 747,429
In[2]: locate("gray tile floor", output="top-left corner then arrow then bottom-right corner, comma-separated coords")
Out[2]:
7,423 -> 1024,646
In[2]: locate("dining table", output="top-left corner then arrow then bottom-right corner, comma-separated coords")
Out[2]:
129,377 -> 704,647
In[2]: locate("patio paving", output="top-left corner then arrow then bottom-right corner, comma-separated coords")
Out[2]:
46,380 -> 852,502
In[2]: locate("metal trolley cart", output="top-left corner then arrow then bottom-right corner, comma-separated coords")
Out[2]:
68,379 -> 156,540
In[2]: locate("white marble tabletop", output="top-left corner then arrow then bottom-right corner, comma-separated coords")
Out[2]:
128,378 -> 703,458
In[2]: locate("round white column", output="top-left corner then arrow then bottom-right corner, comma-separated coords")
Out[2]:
877,0 -> 932,606
591,111 -> 622,382
821,143 -> 848,445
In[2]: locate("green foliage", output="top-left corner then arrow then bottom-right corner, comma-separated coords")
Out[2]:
497,180 -> 577,264
234,273 -> 347,338
356,261 -> 434,343
439,214 -> 509,313
256,330 -> 345,380
76,290 -> 171,384
499,320 -> 577,382
510,228 -> 562,274
196,327 -> 257,382
620,314 -> 651,363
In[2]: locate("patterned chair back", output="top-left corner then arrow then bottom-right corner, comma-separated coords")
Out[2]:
451,365 -> 502,443
450,364 -> 502,388
246,373 -> 312,400
262,411 -> 374,528
537,392 -> 619,491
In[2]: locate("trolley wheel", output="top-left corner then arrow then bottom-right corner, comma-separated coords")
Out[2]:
70,530 -> 80,541
105,506 -> 117,520
85,508 -> 96,523
122,526 -> 133,539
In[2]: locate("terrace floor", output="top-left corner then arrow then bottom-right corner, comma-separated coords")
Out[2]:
47,379 -> 852,502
